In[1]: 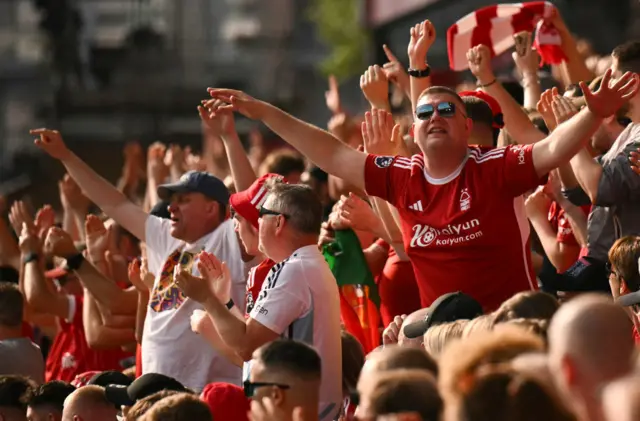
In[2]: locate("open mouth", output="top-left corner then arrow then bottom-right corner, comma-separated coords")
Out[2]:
428,127 -> 447,134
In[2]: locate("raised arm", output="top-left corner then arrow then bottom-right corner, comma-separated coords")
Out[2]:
532,70 -> 639,178
407,20 -> 436,113
30,129 -> 148,241
207,89 -> 367,191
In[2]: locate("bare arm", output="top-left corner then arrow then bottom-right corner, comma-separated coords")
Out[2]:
569,148 -> 603,204
528,214 -> 580,273
23,260 -> 69,319
0,216 -> 19,269
407,20 -> 436,112
556,196 -> 589,248
74,261 -> 138,314
83,290 -> 136,349
135,291 -> 148,344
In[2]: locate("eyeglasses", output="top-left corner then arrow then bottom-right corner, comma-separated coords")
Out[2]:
259,206 -> 289,219
243,380 -> 291,397
416,101 -> 465,120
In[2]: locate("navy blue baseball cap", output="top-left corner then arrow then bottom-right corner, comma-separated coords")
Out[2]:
157,171 -> 229,205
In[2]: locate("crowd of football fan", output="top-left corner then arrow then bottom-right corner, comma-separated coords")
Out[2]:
1,3 -> 640,421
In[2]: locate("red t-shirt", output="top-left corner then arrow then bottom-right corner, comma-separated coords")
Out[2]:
21,322 -> 34,341
548,202 -> 591,246
374,239 -> 421,326
245,259 -> 277,317
45,295 -> 130,382
364,145 -> 544,311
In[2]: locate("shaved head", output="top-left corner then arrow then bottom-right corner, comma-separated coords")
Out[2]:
62,386 -> 117,421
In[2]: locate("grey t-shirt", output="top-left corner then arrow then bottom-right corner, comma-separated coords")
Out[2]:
595,123 -> 640,240
0,338 -> 45,384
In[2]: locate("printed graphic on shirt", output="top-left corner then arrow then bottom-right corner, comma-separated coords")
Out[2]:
409,219 -> 483,248
149,250 -> 198,312
374,156 -> 394,168
459,188 -> 471,212
61,352 -> 77,370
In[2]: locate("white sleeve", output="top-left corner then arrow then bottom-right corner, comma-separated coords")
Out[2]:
249,264 -> 309,334
145,215 -> 181,274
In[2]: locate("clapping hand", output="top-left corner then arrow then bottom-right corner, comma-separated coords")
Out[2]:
361,109 -> 403,156
44,227 -> 78,259
335,193 -> 380,233
325,75 -> 343,115
197,251 -> 231,304
550,95 -> 579,125
360,65 -> 390,110
536,88 -> 560,132
580,69 -> 639,118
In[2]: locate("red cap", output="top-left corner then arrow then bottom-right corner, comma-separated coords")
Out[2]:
200,382 -> 250,421
229,173 -> 285,229
459,90 -> 505,129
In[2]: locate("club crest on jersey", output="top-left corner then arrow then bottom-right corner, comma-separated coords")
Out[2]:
374,156 -> 394,168
459,188 -> 471,212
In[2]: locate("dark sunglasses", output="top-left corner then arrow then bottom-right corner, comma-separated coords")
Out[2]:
259,206 -> 289,219
243,380 -> 290,397
416,101 -> 462,120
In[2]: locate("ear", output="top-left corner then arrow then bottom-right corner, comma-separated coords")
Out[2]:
274,216 -> 286,237
409,123 -> 415,139
270,386 -> 286,406
561,355 -> 577,387
465,117 -> 474,136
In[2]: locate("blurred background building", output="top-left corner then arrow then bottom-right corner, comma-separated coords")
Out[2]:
0,0 -> 637,203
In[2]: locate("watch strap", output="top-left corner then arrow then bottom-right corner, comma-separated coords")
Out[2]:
407,66 -> 431,78
22,253 -> 40,265
65,253 -> 85,272
225,299 -> 234,310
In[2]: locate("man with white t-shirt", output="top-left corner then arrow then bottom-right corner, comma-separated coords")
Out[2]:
176,179 -> 342,421
29,129 -> 249,391
208,71 -> 638,311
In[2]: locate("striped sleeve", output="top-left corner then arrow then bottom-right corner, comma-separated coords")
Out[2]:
364,154 -> 412,205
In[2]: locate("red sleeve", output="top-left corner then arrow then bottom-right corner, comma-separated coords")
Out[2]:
501,144 -> 547,197
364,154 -> 412,205
557,205 -> 591,245
374,238 -> 390,252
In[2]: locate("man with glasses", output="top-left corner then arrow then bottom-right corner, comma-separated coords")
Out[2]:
176,179 -> 342,421
208,71 -> 637,311
245,340 -> 322,421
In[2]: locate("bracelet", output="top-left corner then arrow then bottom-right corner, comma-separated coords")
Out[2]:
225,299 -> 234,310
22,253 -> 40,265
65,253 -> 85,271
477,79 -> 497,88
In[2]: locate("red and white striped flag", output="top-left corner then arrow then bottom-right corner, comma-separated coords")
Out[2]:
447,2 -> 564,71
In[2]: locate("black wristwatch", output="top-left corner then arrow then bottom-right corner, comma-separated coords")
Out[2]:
22,253 -> 40,265
407,65 -> 431,78
225,299 -> 234,310
65,253 -> 85,271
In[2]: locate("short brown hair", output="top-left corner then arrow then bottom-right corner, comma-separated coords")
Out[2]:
265,179 -> 323,235
612,41 -> 640,74
141,393 -> 212,421
259,149 -> 306,178
126,390 -> 182,421
369,370 -> 442,421
370,345 -> 439,379
0,282 -> 24,327
608,235 -> 640,291
493,291 -> 559,323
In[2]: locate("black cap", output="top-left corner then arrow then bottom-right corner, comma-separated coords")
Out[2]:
403,292 -> 484,339
105,373 -> 188,406
150,200 -> 171,219
88,370 -> 132,388
157,171 -> 229,205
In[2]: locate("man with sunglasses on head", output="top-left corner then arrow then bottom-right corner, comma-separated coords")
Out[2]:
177,178 -> 342,421
208,66 -> 638,312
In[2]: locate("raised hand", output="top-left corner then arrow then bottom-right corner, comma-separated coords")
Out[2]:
59,174 -> 90,213
382,314 -> 406,345
466,44 -> 495,86
30,128 -> 71,160
196,251 -> 231,304
382,44 -> 410,96
147,142 -> 169,184
551,94 -> 579,125
361,109 -> 402,156
198,99 -> 237,138
207,88 -> 268,120
360,65 -> 390,110
183,147 -> 207,172
44,227 -> 78,259
128,258 -> 151,292
163,144 -> 185,172
8,201 -> 34,236
325,75 -> 342,115
105,250 -> 130,284
536,88 -> 560,132
580,69 -> 640,118
524,186 -> 552,218
407,20 -> 436,67
85,215 -> 112,263
335,193 -> 379,233
512,32 -> 540,80
34,205 -> 56,243
174,268 -> 213,304
18,223 -> 42,256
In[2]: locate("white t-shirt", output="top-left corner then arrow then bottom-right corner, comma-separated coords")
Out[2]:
248,245 -> 342,417
143,216 -> 247,391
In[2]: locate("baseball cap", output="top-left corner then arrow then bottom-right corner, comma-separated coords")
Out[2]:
403,292 -> 484,339
157,171 -> 230,205
200,382 -> 250,421
459,90 -> 505,129
88,370 -> 133,388
105,373 -> 188,407
229,173 -> 285,229
150,199 -> 171,219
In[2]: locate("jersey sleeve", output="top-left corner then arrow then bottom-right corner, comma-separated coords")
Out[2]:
364,154 -> 412,205
500,144 -> 547,197
249,264 -> 310,334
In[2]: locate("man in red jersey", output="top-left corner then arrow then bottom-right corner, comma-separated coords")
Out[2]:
207,69 -> 638,310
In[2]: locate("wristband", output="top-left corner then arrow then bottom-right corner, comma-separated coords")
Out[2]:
22,253 -> 40,265
65,253 -> 85,271
477,79 -> 497,88
407,66 -> 431,78
225,299 -> 234,310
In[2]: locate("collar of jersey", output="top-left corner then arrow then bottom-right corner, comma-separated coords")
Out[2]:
423,150 -> 470,185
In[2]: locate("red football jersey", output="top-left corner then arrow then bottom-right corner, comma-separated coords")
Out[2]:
364,145 -> 544,311
548,202 -> 591,246
245,259 -> 277,317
